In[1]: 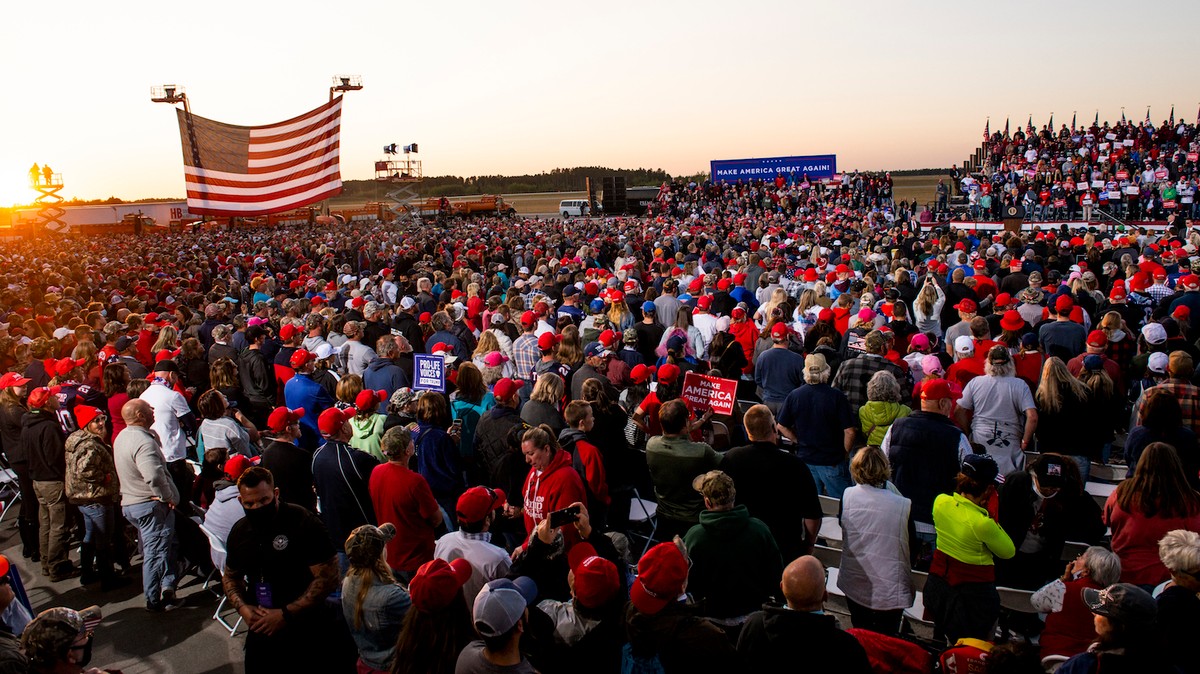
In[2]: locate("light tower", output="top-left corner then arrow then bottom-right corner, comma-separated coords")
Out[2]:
375,143 -> 423,220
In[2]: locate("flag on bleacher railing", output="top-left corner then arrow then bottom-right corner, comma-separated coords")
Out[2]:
983,119 -> 989,140
174,98 -> 344,216
1026,115 -> 1033,133
1048,113 -> 1053,130
1146,107 -> 1151,125
1071,112 -> 1076,131
1003,118 -> 1009,138
1169,105 -> 1174,125
1094,111 -> 1099,126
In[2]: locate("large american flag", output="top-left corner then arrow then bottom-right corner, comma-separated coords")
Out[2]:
176,98 -> 343,216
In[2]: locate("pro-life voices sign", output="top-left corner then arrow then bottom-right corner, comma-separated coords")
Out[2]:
680,371 -> 737,416
413,354 -> 446,393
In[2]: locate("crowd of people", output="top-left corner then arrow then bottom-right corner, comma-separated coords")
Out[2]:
0,176 -> 1197,673
948,115 -> 1200,223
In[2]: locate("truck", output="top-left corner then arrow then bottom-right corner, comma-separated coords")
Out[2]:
14,201 -> 197,233
413,195 -> 516,217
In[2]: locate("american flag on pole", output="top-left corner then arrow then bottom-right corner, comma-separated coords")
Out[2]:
176,98 -> 343,216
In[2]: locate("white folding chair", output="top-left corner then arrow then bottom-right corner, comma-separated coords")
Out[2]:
818,517 -> 843,550
818,495 -> 841,518
198,522 -> 242,636
0,462 -> 21,524
626,488 -> 658,559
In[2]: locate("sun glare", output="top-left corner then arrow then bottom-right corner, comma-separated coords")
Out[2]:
0,164 -> 37,208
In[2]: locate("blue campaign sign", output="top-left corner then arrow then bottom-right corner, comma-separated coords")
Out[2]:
710,154 -> 837,184
413,354 -> 446,393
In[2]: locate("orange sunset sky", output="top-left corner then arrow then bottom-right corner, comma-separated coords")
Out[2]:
0,0 -> 1193,206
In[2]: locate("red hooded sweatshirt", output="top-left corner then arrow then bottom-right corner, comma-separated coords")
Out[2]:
522,448 -> 587,549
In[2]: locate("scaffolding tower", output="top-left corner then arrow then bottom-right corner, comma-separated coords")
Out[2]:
375,157 -> 423,219
29,169 -> 67,234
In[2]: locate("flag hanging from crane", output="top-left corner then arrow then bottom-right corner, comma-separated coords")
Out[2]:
1003,118 -> 1009,138
1169,105 -> 1175,125
983,119 -> 989,140
1071,112 -> 1076,131
1048,113 -> 1053,129
175,98 -> 343,216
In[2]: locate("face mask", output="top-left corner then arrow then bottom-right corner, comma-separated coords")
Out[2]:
1032,475 -> 1058,500
242,499 -> 279,528
72,637 -> 92,667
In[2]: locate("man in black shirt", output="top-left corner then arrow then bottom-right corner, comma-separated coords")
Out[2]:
720,405 -> 822,562
633,303 -> 665,367
258,407 -> 316,512
223,466 -> 341,672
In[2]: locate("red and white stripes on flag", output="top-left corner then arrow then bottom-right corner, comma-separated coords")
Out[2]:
176,98 -> 343,216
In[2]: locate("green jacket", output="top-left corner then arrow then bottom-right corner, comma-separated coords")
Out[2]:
683,505 -> 783,618
645,435 -> 720,523
859,401 -> 912,446
349,413 -> 387,463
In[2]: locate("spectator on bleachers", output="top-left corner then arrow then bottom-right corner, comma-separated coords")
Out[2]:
1104,442 -> 1200,586
1155,529 -> 1200,674
924,454 -> 1016,643
721,404 -> 822,562
996,454 -> 1106,589
736,555 -> 872,673
837,445 -> 914,636
884,378 -> 973,560
955,346 -> 1038,475
859,370 -> 911,446
644,400 -> 721,542
1057,583 -> 1177,673
682,470 -> 782,621
1031,545 -> 1121,661
777,353 -> 856,498
624,540 -> 737,674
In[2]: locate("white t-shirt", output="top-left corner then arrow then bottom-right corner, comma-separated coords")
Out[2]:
139,381 -> 192,462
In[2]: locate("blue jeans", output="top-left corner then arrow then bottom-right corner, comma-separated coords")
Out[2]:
80,503 -> 117,545
807,460 -> 852,499
123,501 -> 178,604
1069,455 -> 1091,483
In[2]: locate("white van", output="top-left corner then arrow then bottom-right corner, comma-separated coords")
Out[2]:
559,199 -> 590,218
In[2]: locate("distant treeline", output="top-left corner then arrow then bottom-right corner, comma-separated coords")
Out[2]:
37,166 -> 952,207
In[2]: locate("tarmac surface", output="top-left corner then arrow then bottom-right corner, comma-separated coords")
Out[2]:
1,520 -> 246,674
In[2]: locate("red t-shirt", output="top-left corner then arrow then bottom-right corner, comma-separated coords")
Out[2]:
368,462 -> 440,573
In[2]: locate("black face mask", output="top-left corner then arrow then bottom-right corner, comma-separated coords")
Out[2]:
73,637 -> 93,667
242,499 -> 279,529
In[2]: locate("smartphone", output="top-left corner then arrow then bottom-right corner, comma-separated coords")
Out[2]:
548,504 -> 581,528
450,419 -> 463,433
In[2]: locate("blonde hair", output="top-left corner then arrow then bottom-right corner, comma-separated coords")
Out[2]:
850,445 -> 891,487
336,374 -> 364,405
530,373 -> 564,405
1035,356 -> 1089,413
472,330 -> 501,360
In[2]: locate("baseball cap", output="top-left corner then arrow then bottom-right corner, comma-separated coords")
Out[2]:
115,335 -> 138,351
400,296 -> 418,310
1082,583 -> 1157,623
21,605 -> 103,670
537,332 -> 562,351
804,353 -> 828,375
223,454 -> 252,482
953,299 -> 977,313
1141,322 -> 1168,345
921,354 -> 945,376
355,389 -> 387,411
692,470 -> 735,503
961,453 -> 1000,485
153,359 -> 179,373
345,523 -> 397,568
74,405 -> 103,429
313,343 -> 335,361
483,351 -> 509,368
267,406 -> 304,433
1054,295 -> 1074,314
631,542 -> 689,615
629,364 -> 656,385
473,577 -> 539,638
954,335 -> 975,355
279,323 -> 300,341
770,322 -> 789,340
409,557 -> 473,613
493,378 -> 524,401
456,486 -> 507,525
909,333 -> 931,351
1086,330 -> 1108,348
920,378 -> 953,401
1032,455 -> 1068,489
568,543 -> 619,609
1181,275 -> 1200,290
1148,351 -> 1170,374
584,341 -> 610,359
657,362 -> 681,385
289,349 -> 317,369
317,407 -> 353,436
26,386 -> 60,409
520,311 -> 537,328
994,293 -> 1013,308
0,372 -> 31,389
54,358 -> 86,377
